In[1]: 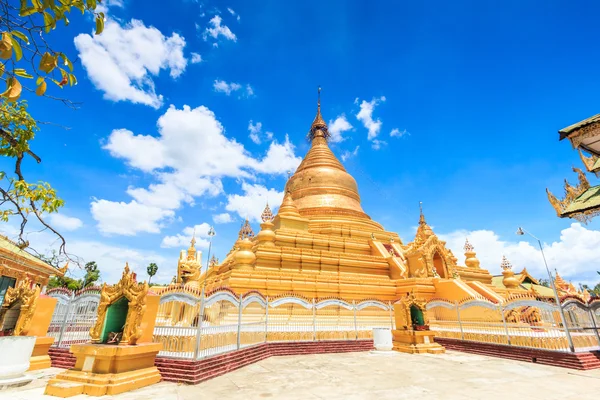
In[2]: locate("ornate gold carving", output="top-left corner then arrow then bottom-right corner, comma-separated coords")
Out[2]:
178,237 -> 202,289
578,149 -> 600,175
395,292 -> 429,329
546,167 -> 591,218
0,277 -> 39,335
90,264 -> 149,345
238,219 -> 255,240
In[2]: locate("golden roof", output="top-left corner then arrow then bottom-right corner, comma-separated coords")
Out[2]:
0,235 -> 62,276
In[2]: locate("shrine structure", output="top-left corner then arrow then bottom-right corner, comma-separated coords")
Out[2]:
547,114 -> 600,222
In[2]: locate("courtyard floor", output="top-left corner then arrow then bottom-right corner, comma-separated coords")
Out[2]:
4,350 -> 600,400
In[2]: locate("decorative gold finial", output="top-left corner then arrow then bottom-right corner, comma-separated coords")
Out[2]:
500,256 -> 512,271
463,238 -> 474,253
261,203 -> 274,222
187,232 -> 197,260
419,201 -> 426,225
308,86 -> 329,141
238,219 -> 255,240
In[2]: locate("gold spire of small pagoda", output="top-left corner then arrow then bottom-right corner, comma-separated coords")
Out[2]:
308,86 -> 329,141
277,191 -> 301,218
238,219 -> 255,240
414,202 -> 434,246
501,256 -> 519,289
463,239 -> 480,269
261,203 -> 274,222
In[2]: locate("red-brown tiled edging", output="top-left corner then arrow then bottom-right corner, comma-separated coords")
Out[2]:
435,337 -> 600,370
49,340 -> 374,384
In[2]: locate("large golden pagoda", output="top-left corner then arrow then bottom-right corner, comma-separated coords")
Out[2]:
198,94 -> 520,303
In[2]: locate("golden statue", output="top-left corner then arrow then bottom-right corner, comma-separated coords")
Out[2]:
177,236 -> 202,290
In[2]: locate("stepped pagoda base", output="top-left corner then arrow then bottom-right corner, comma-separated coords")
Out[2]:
44,343 -> 162,397
392,330 -> 445,354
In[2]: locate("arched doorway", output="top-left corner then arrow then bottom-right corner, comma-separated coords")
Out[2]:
432,251 -> 446,278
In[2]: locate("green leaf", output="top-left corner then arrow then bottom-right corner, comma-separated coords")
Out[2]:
11,30 -> 29,44
86,0 -> 97,10
9,36 -> 22,62
14,69 -> 33,79
43,12 -> 54,33
68,73 -> 77,86
31,0 -> 42,9
36,76 -> 44,85
95,13 -> 104,35
19,7 -> 37,16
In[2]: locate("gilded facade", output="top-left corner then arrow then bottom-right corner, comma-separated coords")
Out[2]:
192,96 -> 534,304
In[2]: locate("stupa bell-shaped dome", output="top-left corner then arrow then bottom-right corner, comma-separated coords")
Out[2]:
285,90 -> 371,222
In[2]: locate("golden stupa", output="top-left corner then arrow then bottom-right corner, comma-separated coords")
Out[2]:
198,93 -> 523,303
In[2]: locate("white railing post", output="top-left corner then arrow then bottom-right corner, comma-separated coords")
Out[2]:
499,303 -> 511,346
236,294 -> 243,350
193,286 -> 206,360
588,307 -> 600,349
455,301 -> 464,340
265,297 -> 269,343
353,300 -> 358,340
388,301 -> 394,329
312,298 -> 316,341
56,293 -> 74,348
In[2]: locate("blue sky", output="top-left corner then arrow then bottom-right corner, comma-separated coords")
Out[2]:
3,0 -> 600,285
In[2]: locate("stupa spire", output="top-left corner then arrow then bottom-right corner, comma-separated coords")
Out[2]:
309,86 -> 329,141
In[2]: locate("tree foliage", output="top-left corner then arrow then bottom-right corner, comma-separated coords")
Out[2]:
147,262 -> 158,284
44,250 -> 101,290
0,0 -> 104,255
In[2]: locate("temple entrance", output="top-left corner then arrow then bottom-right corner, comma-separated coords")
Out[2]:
0,299 -> 21,335
410,305 -> 425,327
100,296 -> 129,343
433,251 -> 447,278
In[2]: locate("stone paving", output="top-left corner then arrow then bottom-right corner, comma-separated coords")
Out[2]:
4,350 -> 600,399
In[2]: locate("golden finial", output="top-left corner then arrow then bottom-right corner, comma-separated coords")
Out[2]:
419,201 -> 426,225
238,219 -> 255,240
500,256 -> 512,271
463,238 -> 474,253
309,86 -> 329,141
261,203 -> 274,222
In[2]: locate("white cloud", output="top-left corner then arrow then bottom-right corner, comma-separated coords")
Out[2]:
328,115 -> 353,143
48,214 -> 83,231
227,7 -> 241,21
250,134 -> 302,175
190,52 -> 203,63
74,19 -> 187,109
248,120 -> 263,144
213,213 -> 233,224
355,96 -> 385,140
341,146 -> 359,162
161,223 -> 212,248
390,128 -> 409,138
213,80 -> 253,97
90,199 -> 174,236
203,15 -> 237,42
226,183 -> 284,223
439,223 -> 600,285
371,139 -> 387,150
98,105 -> 300,235
213,79 -> 241,95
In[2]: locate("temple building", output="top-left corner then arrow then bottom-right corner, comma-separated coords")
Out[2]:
547,114 -> 600,222
187,94 -> 535,304
0,235 -> 65,303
